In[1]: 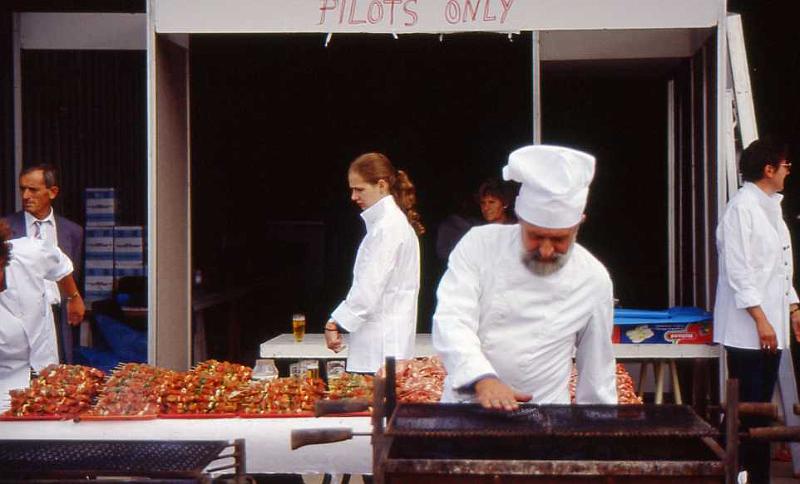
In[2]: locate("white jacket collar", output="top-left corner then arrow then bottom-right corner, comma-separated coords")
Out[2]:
743,181 -> 783,213
360,195 -> 396,231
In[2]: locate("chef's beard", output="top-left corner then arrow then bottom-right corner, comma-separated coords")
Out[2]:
521,244 -> 573,276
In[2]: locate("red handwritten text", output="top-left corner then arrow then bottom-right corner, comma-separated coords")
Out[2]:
444,0 -> 515,25
319,0 -> 419,27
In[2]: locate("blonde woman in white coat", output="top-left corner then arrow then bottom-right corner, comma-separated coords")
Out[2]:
325,152 -> 424,374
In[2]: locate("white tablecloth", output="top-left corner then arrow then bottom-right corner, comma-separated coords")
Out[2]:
260,333 -> 720,361
0,416 -> 372,475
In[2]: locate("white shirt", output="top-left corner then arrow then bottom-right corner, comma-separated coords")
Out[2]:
713,182 -> 798,350
24,208 -> 61,305
0,237 -> 73,370
0,303 -> 30,412
332,195 -> 420,373
433,224 -> 617,404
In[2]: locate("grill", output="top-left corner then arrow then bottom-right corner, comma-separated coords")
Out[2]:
380,403 -> 725,483
0,439 -> 245,482
294,358 -> 734,483
294,359 -> 800,483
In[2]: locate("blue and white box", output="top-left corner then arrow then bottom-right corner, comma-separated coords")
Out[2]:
113,226 -> 145,281
84,227 -> 115,303
85,188 -> 116,227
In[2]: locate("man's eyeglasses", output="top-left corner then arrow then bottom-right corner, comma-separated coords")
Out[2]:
779,162 -> 792,171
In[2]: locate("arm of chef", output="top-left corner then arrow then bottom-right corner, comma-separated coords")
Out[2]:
432,230 -> 497,392
720,206 -> 763,309
38,241 -> 74,283
332,228 -> 404,334
574,278 -> 617,404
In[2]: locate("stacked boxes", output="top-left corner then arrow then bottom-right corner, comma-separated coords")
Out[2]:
85,188 -> 116,227
83,188 -> 146,305
113,226 -> 145,282
84,227 -> 115,303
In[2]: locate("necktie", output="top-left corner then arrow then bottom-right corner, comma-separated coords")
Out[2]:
33,220 -> 44,240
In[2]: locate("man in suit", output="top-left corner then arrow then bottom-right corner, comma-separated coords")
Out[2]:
3,164 -> 84,363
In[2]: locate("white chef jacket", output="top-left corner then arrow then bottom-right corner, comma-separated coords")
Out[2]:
0,237 -> 73,370
433,224 -> 617,404
713,182 -> 798,350
332,195 -> 420,373
25,208 -> 61,305
0,303 -> 30,412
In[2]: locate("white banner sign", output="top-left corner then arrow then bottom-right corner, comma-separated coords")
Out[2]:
153,0 -> 721,34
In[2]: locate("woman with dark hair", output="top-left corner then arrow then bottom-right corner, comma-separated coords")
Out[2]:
478,177 -> 516,224
0,221 -> 34,411
714,138 -> 798,483
325,152 -> 423,373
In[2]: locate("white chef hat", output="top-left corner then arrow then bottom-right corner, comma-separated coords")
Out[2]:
502,145 -> 595,229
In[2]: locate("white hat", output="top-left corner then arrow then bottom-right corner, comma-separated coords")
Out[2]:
502,145 -> 595,229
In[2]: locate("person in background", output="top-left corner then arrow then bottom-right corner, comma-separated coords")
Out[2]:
0,220 -> 85,410
433,145 -> 616,410
324,152 -> 423,374
478,177 -> 516,225
3,164 -> 84,363
713,138 -> 799,484
436,187 -> 481,261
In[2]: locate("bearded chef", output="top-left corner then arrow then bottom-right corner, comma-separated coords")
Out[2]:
433,145 -> 617,411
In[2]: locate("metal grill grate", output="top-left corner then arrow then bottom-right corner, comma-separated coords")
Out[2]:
387,403 -> 719,438
0,440 -> 230,476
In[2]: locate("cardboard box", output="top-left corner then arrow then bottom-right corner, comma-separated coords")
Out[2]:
612,307 -> 713,344
85,188 -> 116,227
613,322 -> 713,344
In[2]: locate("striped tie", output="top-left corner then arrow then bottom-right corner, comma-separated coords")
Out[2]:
33,220 -> 44,239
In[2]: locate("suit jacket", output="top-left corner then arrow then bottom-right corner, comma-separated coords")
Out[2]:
3,211 -> 84,280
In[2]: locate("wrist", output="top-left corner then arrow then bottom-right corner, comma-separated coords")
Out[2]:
325,320 -> 338,332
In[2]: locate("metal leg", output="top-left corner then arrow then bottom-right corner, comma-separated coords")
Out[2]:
637,362 -> 650,398
321,474 -> 332,484
655,361 -> 666,404
670,359 -> 683,404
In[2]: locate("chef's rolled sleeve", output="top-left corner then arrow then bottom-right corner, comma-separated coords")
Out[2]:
721,205 -> 763,309
433,231 -> 498,391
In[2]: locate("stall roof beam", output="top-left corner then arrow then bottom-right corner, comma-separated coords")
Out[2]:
153,0 -> 723,35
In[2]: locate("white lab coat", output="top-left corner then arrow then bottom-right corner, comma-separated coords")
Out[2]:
714,182 -> 798,350
433,224 -> 617,404
0,303 -> 30,412
0,237 -> 73,371
332,195 -> 420,373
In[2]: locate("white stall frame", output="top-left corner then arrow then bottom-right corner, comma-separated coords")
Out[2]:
145,0 -> 727,369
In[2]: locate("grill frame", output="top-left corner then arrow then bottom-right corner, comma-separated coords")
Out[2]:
0,439 -> 245,482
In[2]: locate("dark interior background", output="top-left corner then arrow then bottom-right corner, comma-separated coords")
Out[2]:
190,33 -> 670,363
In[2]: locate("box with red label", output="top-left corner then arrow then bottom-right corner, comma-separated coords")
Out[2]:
613,307 -> 713,344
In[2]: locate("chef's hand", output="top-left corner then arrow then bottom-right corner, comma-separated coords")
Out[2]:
791,305 -> 800,342
325,321 -> 344,353
474,376 -> 532,411
66,294 -> 85,325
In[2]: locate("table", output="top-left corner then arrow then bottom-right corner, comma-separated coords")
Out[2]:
0,416 -> 372,476
261,334 -> 721,404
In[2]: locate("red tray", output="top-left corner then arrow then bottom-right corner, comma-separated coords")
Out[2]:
76,414 -> 158,422
158,413 -> 238,419
324,411 -> 371,417
0,414 -> 66,421
238,412 -> 314,418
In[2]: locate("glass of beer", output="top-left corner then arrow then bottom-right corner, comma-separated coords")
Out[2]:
292,313 -> 306,342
